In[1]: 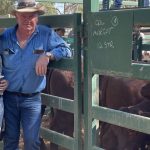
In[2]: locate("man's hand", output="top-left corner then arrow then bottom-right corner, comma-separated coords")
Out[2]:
35,54 -> 49,76
0,79 -> 8,92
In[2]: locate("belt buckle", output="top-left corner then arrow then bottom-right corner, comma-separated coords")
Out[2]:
21,93 -> 32,97
26,93 -> 33,97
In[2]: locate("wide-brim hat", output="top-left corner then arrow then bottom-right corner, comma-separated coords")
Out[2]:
11,0 -> 45,16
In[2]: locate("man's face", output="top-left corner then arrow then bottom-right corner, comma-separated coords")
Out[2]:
15,12 -> 38,31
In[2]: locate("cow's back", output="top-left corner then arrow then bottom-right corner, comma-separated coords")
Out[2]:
100,75 -> 148,109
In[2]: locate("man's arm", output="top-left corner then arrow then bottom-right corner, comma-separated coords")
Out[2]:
35,29 -> 72,76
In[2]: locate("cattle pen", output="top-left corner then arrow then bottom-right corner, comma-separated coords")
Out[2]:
1,0 -> 150,150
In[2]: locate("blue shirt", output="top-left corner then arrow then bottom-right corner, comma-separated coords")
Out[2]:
0,25 -> 72,93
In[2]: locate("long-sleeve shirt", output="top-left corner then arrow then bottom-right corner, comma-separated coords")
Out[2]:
0,25 -> 72,93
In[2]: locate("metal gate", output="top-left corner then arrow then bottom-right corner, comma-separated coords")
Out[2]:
1,0 -> 150,149
40,13 -> 82,150
0,13 -> 82,150
83,4 -> 150,150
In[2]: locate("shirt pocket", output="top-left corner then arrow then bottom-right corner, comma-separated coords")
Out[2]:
2,48 -> 19,70
31,48 -> 46,69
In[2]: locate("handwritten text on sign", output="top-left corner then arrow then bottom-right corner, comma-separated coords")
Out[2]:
92,16 -> 119,49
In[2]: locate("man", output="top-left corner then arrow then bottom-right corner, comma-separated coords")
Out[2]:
0,0 -> 71,150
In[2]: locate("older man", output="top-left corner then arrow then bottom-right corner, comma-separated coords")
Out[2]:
0,0 -> 71,150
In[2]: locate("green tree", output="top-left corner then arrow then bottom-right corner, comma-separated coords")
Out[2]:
64,3 -> 83,14
0,1 -> 58,16
0,0 -> 13,15
41,2 -> 58,15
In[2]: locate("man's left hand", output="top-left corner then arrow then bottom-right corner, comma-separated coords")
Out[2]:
35,54 -> 49,76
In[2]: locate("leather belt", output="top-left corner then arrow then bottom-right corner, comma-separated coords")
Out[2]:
5,91 -> 40,97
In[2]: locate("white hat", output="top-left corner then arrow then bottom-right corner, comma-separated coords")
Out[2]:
11,0 -> 45,15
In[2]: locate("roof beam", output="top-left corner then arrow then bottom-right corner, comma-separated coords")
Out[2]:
37,0 -> 138,6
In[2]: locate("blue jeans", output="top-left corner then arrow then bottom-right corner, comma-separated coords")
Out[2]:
3,92 -> 41,150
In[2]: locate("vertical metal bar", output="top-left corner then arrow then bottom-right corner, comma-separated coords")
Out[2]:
92,75 -> 99,146
138,0 -> 144,7
83,52 -> 93,150
83,0 -> 99,150
83,1 -> 91,150
73,13 -> 82,150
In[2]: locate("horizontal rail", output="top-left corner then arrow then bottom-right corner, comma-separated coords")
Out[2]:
122,1 -> 138,6
40,127 -> 74,149
142,44 -> 150,50
48,58 -> 74,71
42,93 -> 74,113
37,0 -> 138,6
92,105 -> 150,134
0,14 -> 78,28
39,14 -> 77,27
92,146 -> 103,150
